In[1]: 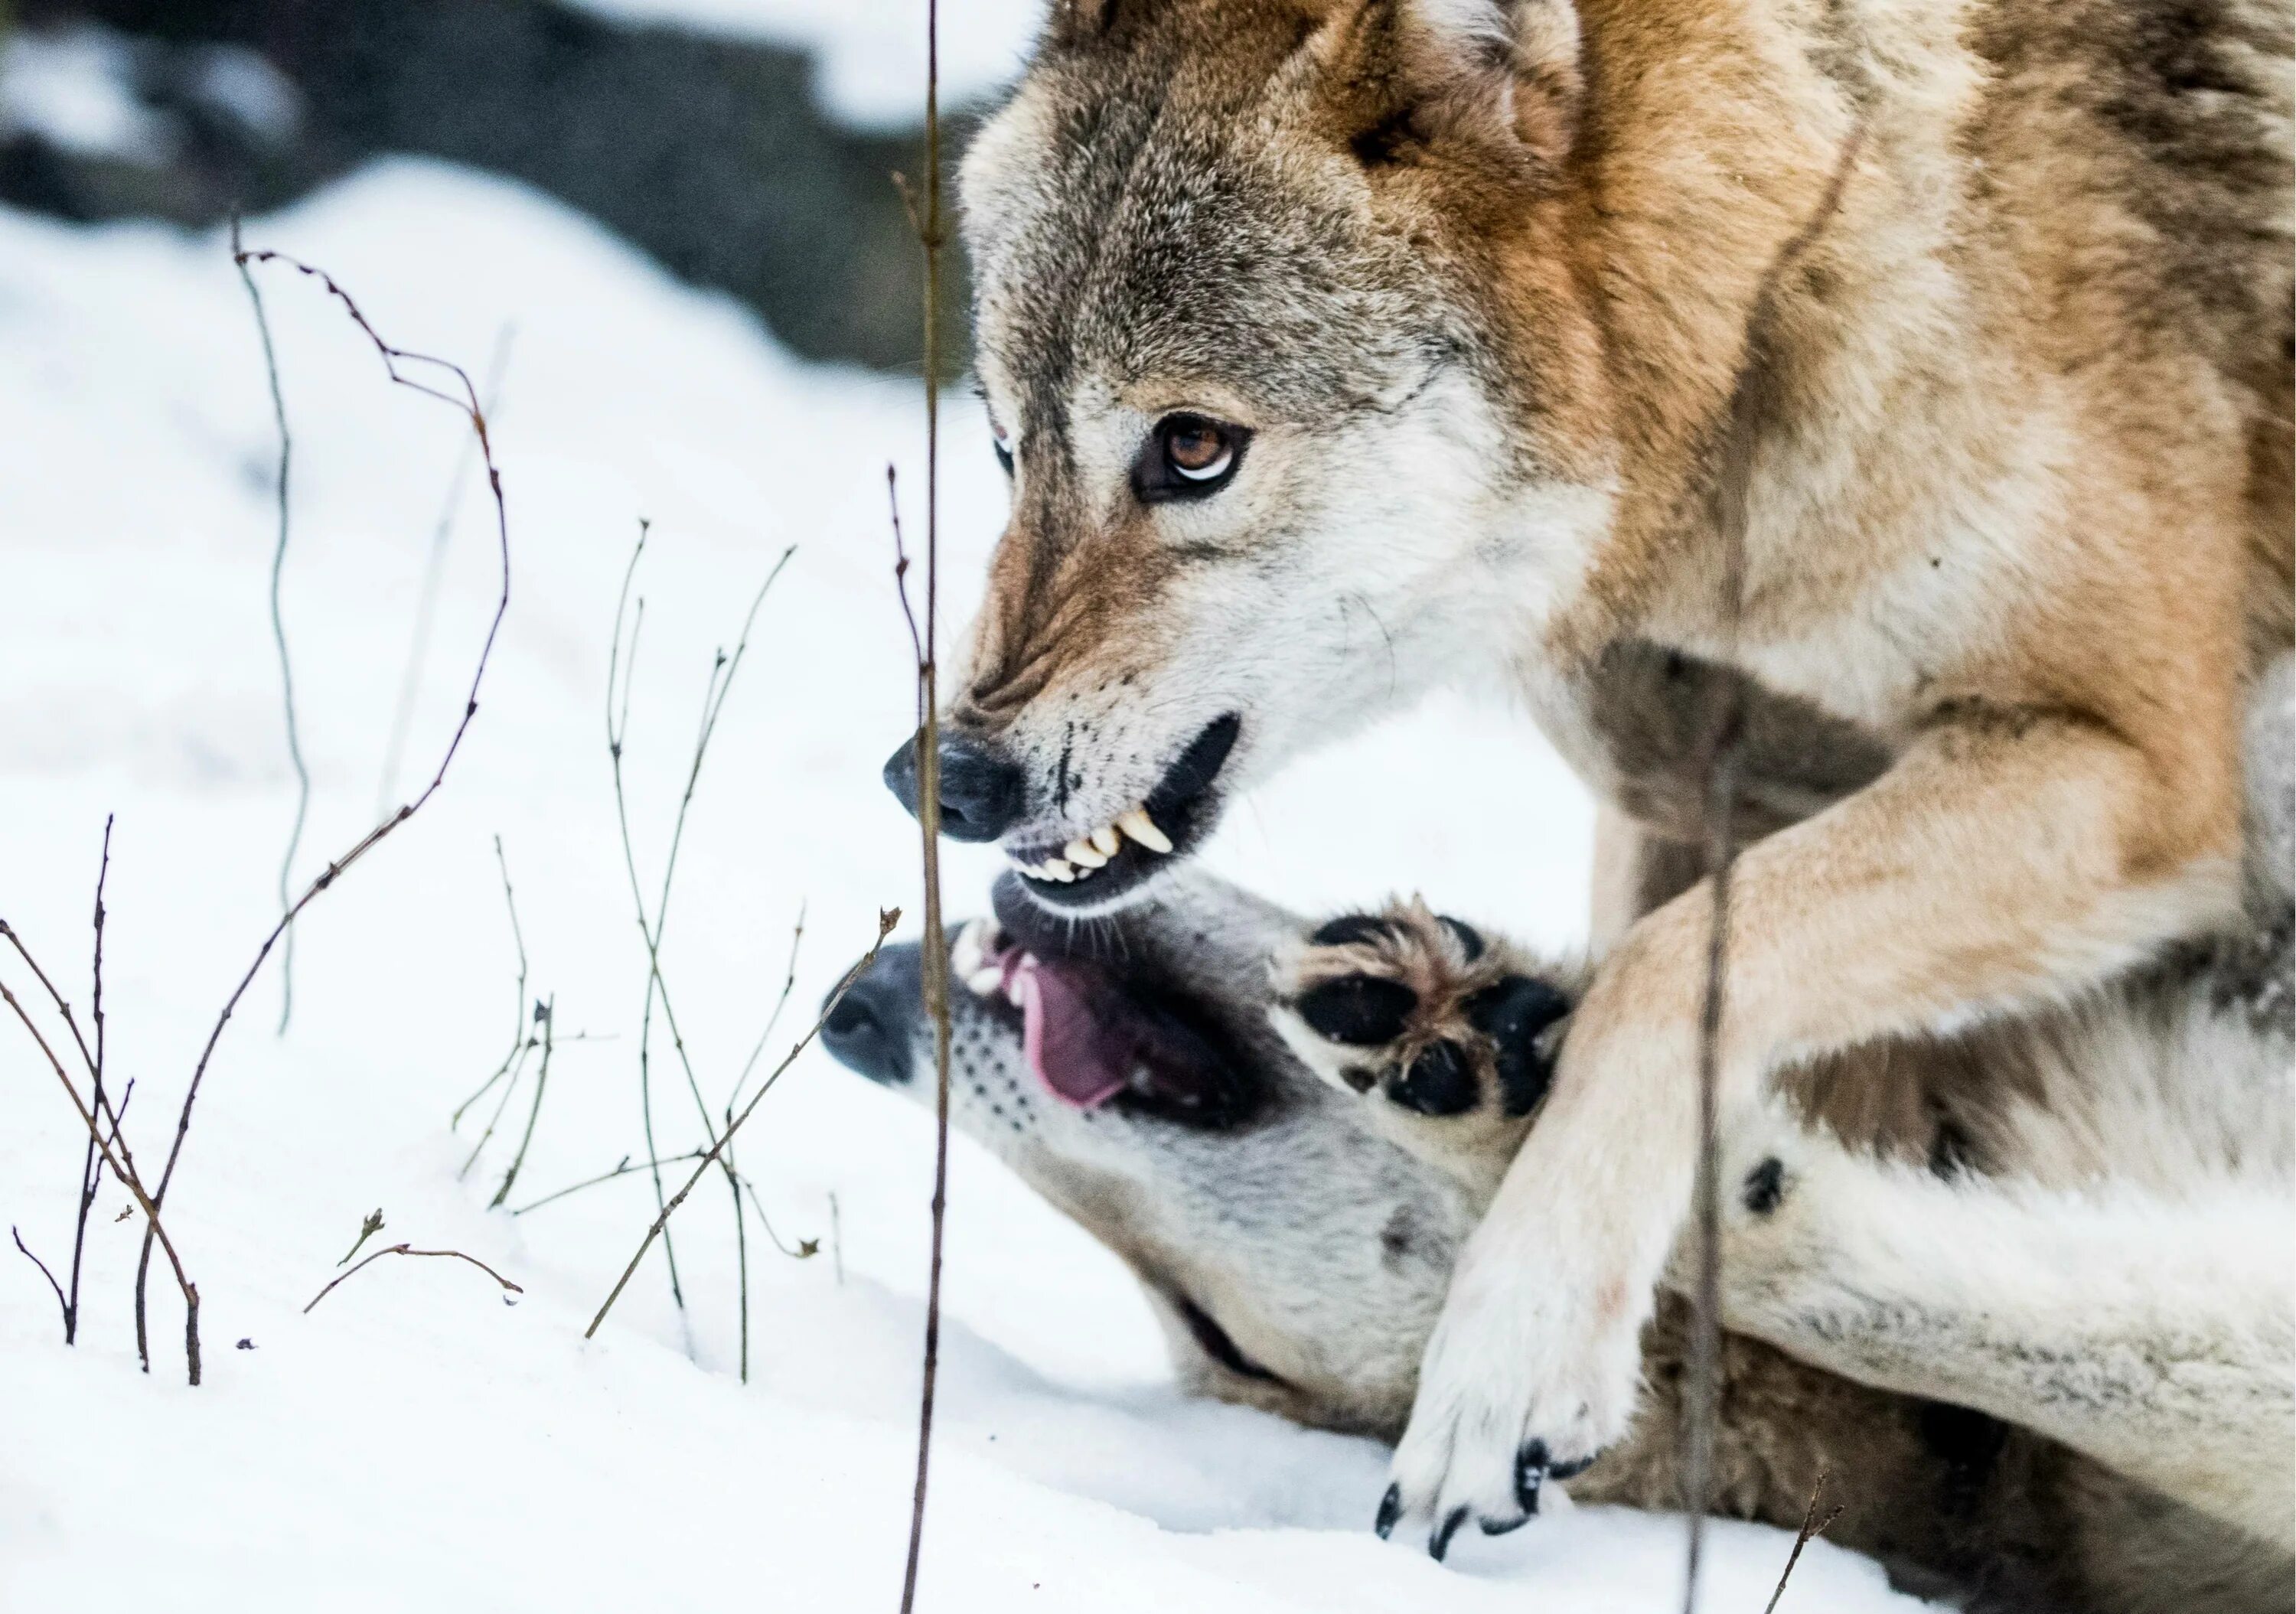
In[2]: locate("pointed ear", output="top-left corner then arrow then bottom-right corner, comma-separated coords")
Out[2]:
1321,0 -> 1583,169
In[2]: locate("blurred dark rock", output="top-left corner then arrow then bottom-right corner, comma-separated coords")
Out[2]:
5,0 -> 976,373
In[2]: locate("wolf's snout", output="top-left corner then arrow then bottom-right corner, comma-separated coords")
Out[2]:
882,730 -> 1025,843
821,942 -> 925,1086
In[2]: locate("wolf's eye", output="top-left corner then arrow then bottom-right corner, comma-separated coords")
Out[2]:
1135,414 -> 1249,503
990,419 -> 1014,477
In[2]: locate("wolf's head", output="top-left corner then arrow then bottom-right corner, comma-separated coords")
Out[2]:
885,0 -> 1622,913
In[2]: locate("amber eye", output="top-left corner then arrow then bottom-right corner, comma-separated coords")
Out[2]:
1136,413 -> 1249,502
1166,419 -> 1233,481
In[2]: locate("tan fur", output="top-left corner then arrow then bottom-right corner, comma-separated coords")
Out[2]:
955,0 -> 2294,1527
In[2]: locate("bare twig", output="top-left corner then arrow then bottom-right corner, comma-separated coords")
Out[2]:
605,525 -> 686,1316
452,836 -> 531,1128
64,816 -> 114,1344
135,239 -> 514,1382
489,997 -> 556,1209
12,1227 -> 70,1335
510,1150 -> 705,1215
460,1030 -> 535,1180
1761,1472 -> 1845,1614
585,909 -> 897,1340
303,1242 -> 523,1315
1,962 -> 201,1383
231,217 -> 311,1038
727,904 -> 807,1114
380,324 -> 517,816
1679,125 -> 1867,1609
899,7 -> 955,1602
605,533 -> 797,1357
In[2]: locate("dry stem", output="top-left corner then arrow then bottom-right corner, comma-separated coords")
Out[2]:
303,1242 -> 523,1314
584,909 -> 897,1340
897,8 -> 955,1601
133,237 -> 514,1382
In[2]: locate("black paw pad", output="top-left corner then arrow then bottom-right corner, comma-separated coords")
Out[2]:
1437,915 -> 1486,961
1465,977 -> 1571,1117
1388,1040 -> 1478,1116
1297,975 -> 1417,1046
1741,1157 -> 1786,1216
1312,913 -> 1397,948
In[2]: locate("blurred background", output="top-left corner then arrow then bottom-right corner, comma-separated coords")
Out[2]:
0,0 -> 1009,369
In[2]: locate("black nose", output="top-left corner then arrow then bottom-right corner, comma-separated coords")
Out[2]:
882,730 -> 1026,843
821,942 -> 925,1087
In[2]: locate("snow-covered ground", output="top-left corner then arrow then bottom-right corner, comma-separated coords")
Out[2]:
0,163 -> 1938,1611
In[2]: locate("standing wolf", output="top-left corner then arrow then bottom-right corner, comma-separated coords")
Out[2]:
885,0 -> 2295,1548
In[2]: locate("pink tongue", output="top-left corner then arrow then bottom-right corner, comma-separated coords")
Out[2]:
1005,953 -> 1132,1109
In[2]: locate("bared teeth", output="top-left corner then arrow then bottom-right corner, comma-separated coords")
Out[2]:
1016,805 -> 1175,883
1117,807 -> 1174,854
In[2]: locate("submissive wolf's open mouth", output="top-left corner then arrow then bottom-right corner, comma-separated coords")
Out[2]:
1007,713 -> 1239,909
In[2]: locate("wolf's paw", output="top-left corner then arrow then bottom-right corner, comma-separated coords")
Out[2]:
1380,1241 -> 1645,1555
1270,898 -> 1573,1122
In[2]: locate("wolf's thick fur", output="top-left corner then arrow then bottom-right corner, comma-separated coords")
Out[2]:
829,824 -> 2293,1608
950,0 -> 2294,1533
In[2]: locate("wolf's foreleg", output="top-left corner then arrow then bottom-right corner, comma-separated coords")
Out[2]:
1711,1120 -> 2295,1550
1382,707 -> 2242,1550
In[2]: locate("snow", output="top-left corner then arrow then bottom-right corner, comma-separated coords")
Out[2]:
0,161 -> 1939,1612
0,24 -> 178,161
562,0 -> 1048,126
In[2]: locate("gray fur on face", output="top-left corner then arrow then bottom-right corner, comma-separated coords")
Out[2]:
857,870 -> 1479,1436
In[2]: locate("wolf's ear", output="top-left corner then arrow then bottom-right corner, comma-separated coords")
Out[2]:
1319,0 -> 1583,171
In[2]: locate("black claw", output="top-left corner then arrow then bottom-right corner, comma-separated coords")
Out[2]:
1549,1455 -> 1596,1481
1297,975 -> 1417,1046
1430,1505 -> 1472,1562
1375,1484 -> 1403,1540
1515,1440 -> 1551,1513
1313,914 -> 1397,948
1479,1511 -> 1531,1537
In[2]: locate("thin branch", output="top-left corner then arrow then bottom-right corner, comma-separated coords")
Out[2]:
0,961 -> 201,1384
302,1242 -> 523,1315
605,525 -> 687,1316
585,909 -> 897,1340
452,835 -> 531,1128
459,1032 -> 534,1179
12,1227 -> 70,1336
137,240 -> 514,1382
64,815 -> 114,1344
489,997 -> 556,1209
232,216 -> 311,1037
899,8 -> 955,1602
1761,1472 -> 1845,1614
1679,124 -> 1869,1610
727,903 -> 807,1115
509,1149 -> 706,1215
380,323 -> 517,816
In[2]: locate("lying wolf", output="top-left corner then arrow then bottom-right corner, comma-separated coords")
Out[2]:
823,853 -> 2292,1610
886,0 -> 2294,1536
